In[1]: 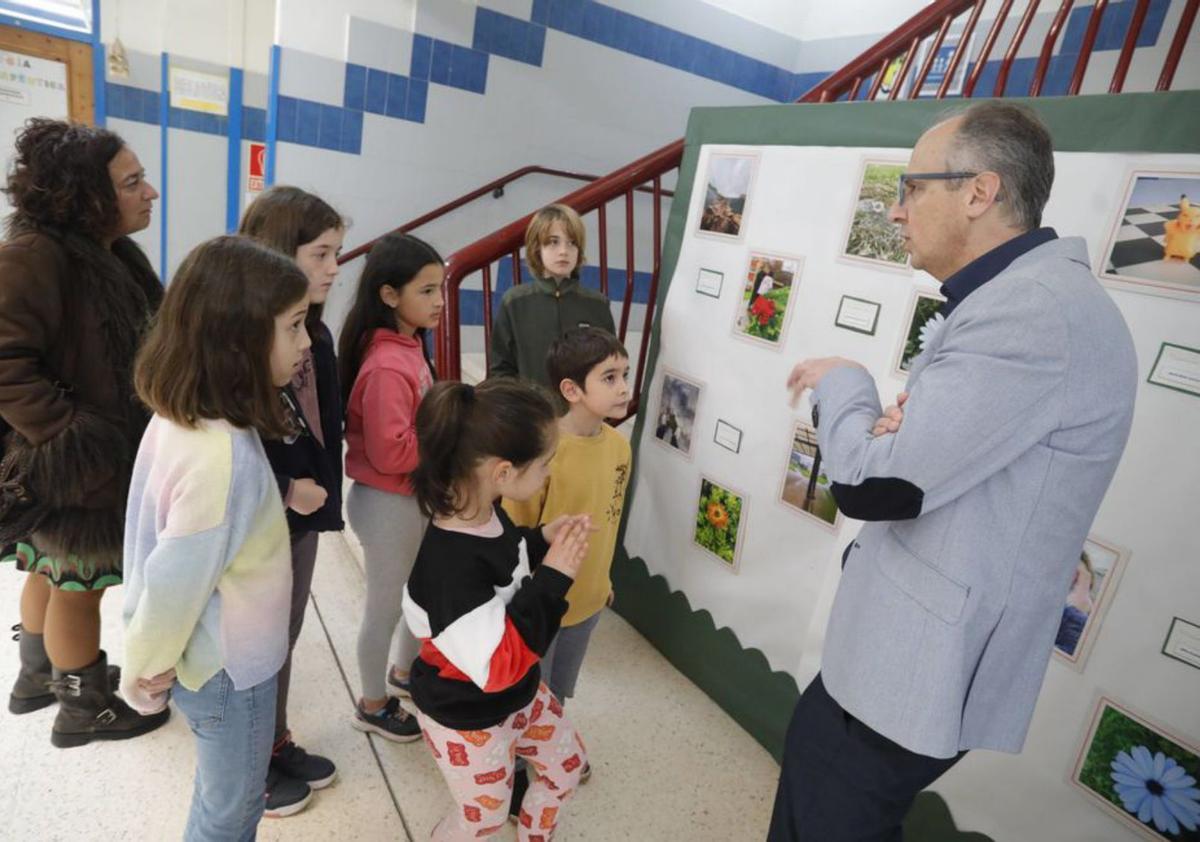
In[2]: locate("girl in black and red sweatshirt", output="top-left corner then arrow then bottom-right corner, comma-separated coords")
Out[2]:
402,379 -> 591,841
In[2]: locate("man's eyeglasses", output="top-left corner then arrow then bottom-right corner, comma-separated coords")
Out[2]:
896,171 -> 979,206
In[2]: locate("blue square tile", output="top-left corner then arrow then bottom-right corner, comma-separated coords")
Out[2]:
448,45 -> 469,89
344,63 -> 367,110
548,0 -> 568,31
318,104 -> 342,150
677,35 -> 703,73
411,34 -> 433,80
650,27 -> 671,63
666,32 -> 690,70
531,0 -> 549,25
106,83 -> 125,119
636,17 -> 658,58
276,95 -> 298,142
471,51 -> 488,93
124,85 -> 143,121
581,3 -> 603,40
691,42 -> 716,79
341,108 -> 363,154
612,11 -> 635,51
242,106 -> 266,141
451,48 -> 487,93
497,13 -> 521,54
594,5 -> 617,46
385,73 -> 408,118
405,78 -> 427,122
524,24 -> 546,65
217,115 -> 229,136
472,8 -> 496,53
731,54 -> 756,91
296,99 -> 321,146
776,68 -> 795,101
149,90 -> 165,123
431,39 -> 453,85
365,69 -> 388,113
168,107 -> 183,128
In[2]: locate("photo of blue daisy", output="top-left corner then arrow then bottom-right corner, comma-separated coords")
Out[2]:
1112,746 -> 1200,836
1077,700 -> 1200,840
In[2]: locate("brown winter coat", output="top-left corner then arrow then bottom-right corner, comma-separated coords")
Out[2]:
0,228 -> 162,570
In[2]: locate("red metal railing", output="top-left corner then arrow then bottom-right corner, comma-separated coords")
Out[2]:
337,164 -> 673,264
339,0 -> 1195,402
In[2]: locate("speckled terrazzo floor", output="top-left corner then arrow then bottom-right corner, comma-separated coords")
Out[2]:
0,525 -> 777,841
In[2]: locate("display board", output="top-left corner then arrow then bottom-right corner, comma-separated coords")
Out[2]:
616,91 -> 1200,842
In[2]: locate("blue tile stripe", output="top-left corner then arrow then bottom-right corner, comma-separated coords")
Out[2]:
473,7 -> 546,66
97,0 -> 1172,160
105,83 -> 162,124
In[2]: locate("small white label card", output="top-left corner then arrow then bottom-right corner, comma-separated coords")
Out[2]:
1148,342 -> 1200,397
835,295 -> 882,336
713,419 -> 743,453
1163,617 -> 1200,671
696,268 -> 724,298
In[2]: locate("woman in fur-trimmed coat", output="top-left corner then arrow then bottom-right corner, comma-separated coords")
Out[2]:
0,119 -> 169,747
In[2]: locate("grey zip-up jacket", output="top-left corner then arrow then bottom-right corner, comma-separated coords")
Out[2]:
488,275 -> 616,389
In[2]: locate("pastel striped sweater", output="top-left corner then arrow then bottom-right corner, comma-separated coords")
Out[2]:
119,416 -> 292,714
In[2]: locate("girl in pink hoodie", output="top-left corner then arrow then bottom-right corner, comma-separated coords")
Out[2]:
338,233 -> 445,740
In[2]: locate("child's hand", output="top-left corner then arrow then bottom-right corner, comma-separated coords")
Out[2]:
541,513 -> 597,545
542,517 -> 590,580
289,478 -> 328,515
137,668 -> 177,695
134,668 -> 177,713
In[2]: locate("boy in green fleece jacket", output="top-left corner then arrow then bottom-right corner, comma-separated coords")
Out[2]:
488,203 -> 616,389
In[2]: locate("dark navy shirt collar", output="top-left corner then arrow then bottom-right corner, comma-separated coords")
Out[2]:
939,227 -> 1057,316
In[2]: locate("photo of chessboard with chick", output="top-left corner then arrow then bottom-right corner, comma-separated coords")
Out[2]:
1101,172 -> 1200,299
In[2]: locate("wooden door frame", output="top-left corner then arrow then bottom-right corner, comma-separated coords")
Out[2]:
0,24 -> 95,124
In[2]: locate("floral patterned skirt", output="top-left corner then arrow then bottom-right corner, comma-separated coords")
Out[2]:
1,541 -> 123,591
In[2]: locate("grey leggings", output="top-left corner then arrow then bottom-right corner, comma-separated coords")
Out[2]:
346,482 -> 425,700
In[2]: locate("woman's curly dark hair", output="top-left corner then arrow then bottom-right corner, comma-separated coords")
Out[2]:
3,118 -> 126,239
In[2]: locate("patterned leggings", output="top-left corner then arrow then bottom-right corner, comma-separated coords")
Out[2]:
416,682 -> 587,841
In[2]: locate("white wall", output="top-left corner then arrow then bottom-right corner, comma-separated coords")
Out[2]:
275,0 -> 417,61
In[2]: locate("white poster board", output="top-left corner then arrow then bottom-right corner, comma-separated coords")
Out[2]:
624,141 -> 1200,841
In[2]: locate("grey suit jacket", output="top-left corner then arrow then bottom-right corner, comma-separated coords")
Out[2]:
812,237 -> 1137,759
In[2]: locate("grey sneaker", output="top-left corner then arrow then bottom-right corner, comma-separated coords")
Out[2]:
351,697 -> 421,743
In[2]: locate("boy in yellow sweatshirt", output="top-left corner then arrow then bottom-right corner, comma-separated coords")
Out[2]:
503,326 -> 631,795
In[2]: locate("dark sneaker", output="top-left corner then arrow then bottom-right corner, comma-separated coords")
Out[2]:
507,767 -> 529,823
351,697 -> 420,743
580,762 -> 592,784
264,767 -> 312,818
386,668 -> 412,699
272,738 -> 336,789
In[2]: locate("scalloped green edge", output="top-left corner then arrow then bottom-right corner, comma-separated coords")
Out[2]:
612,549 -> 995,840
611,550 -> 799,762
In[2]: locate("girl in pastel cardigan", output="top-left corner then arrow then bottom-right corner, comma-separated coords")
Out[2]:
121,235 -> 310,840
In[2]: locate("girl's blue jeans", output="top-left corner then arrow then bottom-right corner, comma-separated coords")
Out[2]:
172,669 -> 278,842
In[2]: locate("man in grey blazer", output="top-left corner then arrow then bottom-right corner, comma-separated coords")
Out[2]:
769,102 -> 1137,841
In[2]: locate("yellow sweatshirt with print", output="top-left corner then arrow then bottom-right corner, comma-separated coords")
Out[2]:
503,423 -> 631,627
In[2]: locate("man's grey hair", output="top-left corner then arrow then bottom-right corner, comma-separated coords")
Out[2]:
939,101 -> 1054,230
